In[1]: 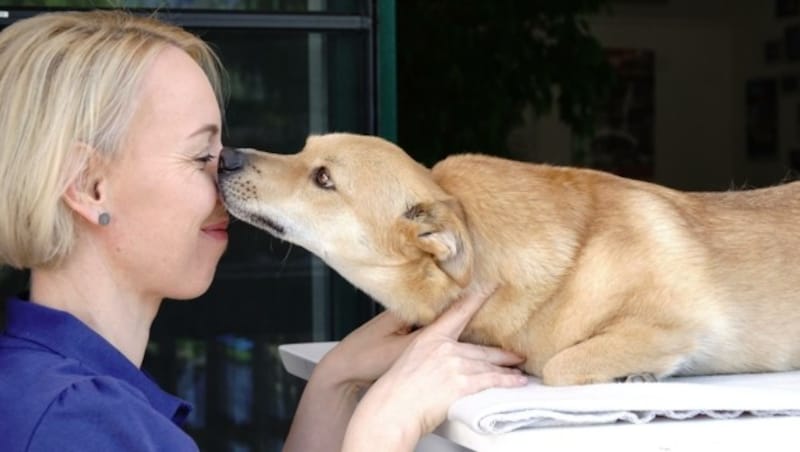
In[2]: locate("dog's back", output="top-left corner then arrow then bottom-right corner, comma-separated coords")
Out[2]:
433,153 -> 800,379
686,182 -> 800,372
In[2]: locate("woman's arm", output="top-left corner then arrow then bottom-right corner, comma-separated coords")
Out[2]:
283,312 -> 418,451
281,363 -> 360,452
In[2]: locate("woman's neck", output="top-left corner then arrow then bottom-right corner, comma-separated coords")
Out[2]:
29,258 -> 161,368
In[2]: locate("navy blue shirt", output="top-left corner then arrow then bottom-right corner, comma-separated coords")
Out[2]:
0,297 -> 198,451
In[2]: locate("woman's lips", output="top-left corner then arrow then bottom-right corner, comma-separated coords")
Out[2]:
202,219 -> 229,241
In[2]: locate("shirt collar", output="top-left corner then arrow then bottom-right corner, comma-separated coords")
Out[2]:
3,296 -> 191,424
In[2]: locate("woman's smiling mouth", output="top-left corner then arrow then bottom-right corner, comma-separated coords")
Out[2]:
201,218 -> 229,240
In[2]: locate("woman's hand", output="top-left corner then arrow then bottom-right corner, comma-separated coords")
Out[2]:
341,288 -> 528,451
315,309 -> 421,391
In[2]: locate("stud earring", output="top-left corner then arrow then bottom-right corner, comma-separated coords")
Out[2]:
98,212 -> 111,226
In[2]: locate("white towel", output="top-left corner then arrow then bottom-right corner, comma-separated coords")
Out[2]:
448,371 -> 800,434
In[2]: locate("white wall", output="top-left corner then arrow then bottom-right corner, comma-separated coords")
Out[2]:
510,0 -> 797,190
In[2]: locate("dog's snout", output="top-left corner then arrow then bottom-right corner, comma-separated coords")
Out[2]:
219,147 -> 246,174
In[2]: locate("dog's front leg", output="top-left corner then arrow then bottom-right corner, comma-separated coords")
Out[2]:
539,323 -> 693,386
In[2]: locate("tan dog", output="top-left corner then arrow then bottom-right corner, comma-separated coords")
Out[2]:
217,132 -> 800,385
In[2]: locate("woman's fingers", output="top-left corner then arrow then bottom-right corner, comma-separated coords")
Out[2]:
451,342 -> 526,367
318,310 -> 422,385
426,285 -> 499,338
464,367 -> 530,392
433,344 -> 526,378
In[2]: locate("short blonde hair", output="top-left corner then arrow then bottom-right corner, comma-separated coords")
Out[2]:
0,10 -> 225,269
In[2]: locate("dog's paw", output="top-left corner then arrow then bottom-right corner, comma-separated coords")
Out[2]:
617,373 -> 658,383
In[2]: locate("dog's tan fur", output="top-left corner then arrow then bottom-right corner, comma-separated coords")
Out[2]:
218,132 -> 800,385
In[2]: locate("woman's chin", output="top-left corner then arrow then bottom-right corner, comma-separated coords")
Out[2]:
166,276 -> 216,301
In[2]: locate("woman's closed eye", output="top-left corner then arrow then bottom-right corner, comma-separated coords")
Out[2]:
194,150 -> 219,169
196,153 -> 214,163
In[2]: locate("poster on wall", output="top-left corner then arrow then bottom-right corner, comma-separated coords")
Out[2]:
589,48 -> 655,181
745,78 -> 778,159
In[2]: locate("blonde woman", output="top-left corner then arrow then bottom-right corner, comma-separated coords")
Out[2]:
0,10 -> 526,452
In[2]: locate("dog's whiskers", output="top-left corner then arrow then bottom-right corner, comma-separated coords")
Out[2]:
281,242 -> 294,266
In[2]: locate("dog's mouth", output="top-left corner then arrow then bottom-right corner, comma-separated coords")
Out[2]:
221,199 -> 286,236
245,213 -> 286,236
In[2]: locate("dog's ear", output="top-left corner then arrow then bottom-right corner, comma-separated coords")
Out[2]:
399,199 -> 473,287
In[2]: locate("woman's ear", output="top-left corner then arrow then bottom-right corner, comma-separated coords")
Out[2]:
62,151 -> 109,227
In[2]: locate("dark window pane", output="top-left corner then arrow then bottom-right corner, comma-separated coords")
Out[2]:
0,0 -> 367,13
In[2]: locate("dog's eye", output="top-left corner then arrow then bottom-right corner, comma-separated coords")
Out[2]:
312,166 -> 335,190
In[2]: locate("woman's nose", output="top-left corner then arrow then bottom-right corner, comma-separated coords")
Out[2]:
218,147 -> 246,174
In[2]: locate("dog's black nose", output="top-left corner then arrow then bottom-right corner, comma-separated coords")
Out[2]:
218,147 -> 246,174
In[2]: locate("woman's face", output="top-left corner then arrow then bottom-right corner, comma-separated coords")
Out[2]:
102,45 -> 229,301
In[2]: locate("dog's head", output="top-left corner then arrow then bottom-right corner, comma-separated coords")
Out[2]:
217,133 -> 473,322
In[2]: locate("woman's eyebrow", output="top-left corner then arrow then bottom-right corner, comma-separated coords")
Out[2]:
187,124 -> 219,139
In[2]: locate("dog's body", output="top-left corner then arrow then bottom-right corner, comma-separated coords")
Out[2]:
218,133 -> 800,385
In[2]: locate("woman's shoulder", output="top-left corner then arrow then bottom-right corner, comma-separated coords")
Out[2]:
0,366 -> 196,451
0,340 -> 104,449
0,331 -> 97,398
0,307 -> 151,415
0,332 -> 93,399
0,338 -> 195,451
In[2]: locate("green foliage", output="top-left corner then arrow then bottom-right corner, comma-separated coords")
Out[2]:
397,0 -> 614,164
